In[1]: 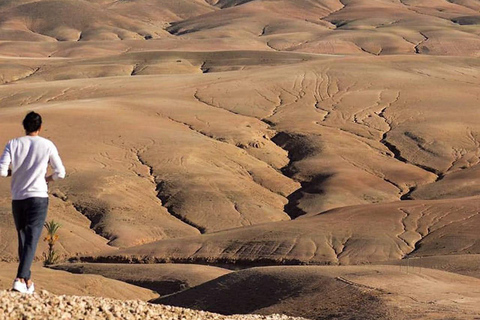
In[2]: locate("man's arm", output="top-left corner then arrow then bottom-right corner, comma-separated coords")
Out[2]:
0,143 -> 11,178
46,144 -> 66,182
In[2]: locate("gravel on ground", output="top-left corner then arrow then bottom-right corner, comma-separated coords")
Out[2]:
0,290 -> 309,320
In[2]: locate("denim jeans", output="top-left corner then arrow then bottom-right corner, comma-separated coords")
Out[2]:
12,197 -> 49,280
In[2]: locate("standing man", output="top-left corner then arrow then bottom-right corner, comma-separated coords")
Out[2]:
0,111 -> 65,294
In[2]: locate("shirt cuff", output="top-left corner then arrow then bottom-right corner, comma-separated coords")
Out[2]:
52,172 -> 66,180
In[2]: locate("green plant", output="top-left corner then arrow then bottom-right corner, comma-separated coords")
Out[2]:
43,220 -> 61,266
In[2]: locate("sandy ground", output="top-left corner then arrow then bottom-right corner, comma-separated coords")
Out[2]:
51,263 -> 231,295
0,262 -> 157,301
1,0 -> 480,319
385,254 -> 480,279
157,265 -> 480,320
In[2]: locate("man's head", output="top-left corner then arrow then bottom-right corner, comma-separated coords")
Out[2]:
23,111 -> 42,135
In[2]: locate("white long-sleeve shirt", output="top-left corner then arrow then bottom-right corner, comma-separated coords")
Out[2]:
0,136 -> 66,200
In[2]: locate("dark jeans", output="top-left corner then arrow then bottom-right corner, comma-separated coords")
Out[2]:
12,197 -> 49,281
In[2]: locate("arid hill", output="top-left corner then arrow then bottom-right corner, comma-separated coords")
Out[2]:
1,0 -> 480,319
156,265 -> 480,320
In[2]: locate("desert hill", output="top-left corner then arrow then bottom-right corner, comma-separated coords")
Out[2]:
2,53 -> 480,251
156,265 -> 480,320
51,262 -> 232,295
1,0 -> 480,319
90,196 -> 480,265
1,0 -> 480,56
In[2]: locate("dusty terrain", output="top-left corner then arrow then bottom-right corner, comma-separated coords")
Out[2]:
51,263 -> 232,295
1,0 -> 480,319
0,290 -> 308,320
0,262 -> 157,300
157,265 -> 480,320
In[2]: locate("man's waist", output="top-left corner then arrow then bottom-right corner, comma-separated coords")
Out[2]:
12,191 -> 49,201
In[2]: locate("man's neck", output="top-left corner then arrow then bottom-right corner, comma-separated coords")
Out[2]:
27,132 -> 40,137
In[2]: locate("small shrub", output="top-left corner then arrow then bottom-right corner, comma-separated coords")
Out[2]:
43,220 -> 61,266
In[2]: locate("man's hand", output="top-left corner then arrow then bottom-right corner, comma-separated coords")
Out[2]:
45,175 -> 54,184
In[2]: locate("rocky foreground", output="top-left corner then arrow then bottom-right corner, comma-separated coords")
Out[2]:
0,290 -> 307,320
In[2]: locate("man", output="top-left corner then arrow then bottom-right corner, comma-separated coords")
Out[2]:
0,111 -> 65,294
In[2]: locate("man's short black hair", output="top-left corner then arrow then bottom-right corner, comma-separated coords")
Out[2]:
23,111 -> 42,133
